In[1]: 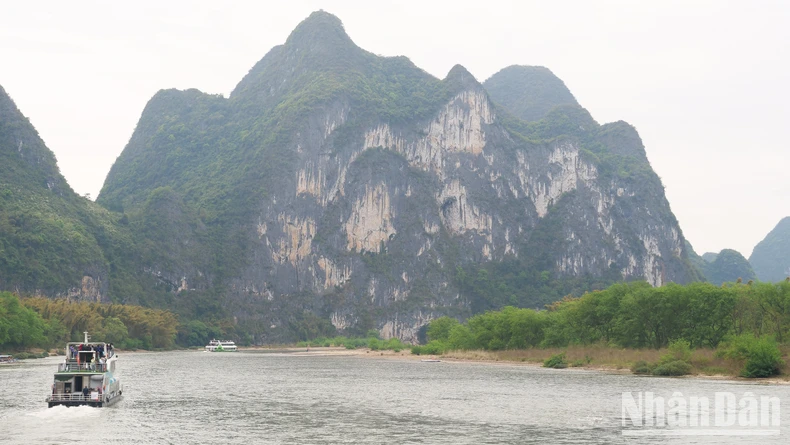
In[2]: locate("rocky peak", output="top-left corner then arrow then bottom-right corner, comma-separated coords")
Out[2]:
444,64 -> 482,93
0,84 -> 70,196
284,10 -> 356,53
230,11 -> 366,106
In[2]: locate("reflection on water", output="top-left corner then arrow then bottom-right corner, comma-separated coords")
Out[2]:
1,351 -> 787,444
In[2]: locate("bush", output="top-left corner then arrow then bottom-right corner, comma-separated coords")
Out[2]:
543,353 -> 568,369
427,317 -> 460,343
720,334 -> 784,378
652,360 -> 692,376
411,341 -> 446,356
742,340 -> 783,378
631,360 -> 653,375
666,339 -> 692,363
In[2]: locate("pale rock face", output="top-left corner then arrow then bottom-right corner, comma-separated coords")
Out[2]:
524,142 -> 598,218
424,221 -> 440,235
623,254 -> 639,278
437,179 -> 492,242
363,90 -> 493,178
482,243 -> 492,260
79,276 -> 102,302
558,253 -> 584,275
641,233 -> 664,286
670,227 -> 683,257
178,277 -> 188,292
380,311 -> 434,343
331,312 -> 353,330
417,239 -> 433,257
504,228 -> 516,257
345,183 -> 395,253
271,213 -> 315,265
317,257 -> 352,289
324,107 -> 348,140
56,276 -> 104,302
296,161 -> 323,199
419,90 -> 493,156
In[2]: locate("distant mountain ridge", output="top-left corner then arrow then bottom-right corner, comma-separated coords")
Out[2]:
685,242 -> 756,285
750,217 -> 790,282
2,11 -> 700,342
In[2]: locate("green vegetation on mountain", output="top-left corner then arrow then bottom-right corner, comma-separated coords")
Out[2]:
484,65 -> 578,122
0,85 -> 126,296
750,217 -> 790,282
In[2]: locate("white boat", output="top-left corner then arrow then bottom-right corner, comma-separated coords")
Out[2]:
46,332 -> 123,408
0,355 -> 17,364
205,339 -> 237,352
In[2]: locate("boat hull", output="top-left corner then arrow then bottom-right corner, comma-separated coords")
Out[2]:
47,393 -> 122,408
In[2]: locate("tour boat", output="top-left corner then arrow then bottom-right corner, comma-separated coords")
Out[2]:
205,339 -> 237,352
0,355 -> 17,364
46,332 -> 123,408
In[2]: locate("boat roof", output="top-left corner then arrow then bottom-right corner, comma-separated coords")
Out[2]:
0,355 -> 12,358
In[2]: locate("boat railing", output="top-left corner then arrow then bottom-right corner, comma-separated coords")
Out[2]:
58,363 -> 107,372
48,393 -> 103,402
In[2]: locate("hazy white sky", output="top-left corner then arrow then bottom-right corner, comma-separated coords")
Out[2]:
1,0 -> 788,257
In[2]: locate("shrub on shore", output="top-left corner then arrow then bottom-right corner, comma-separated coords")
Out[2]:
543,352 -> 568,368
411,340 -> 447,355
719,334 -> 783,378
631,360 -> 653,374
652,360 -> 692,376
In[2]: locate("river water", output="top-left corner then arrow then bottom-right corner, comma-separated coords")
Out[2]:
1,351 -> 788,444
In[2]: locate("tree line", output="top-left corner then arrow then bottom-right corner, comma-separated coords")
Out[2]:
421,280 -> 790,353
0,291 -> 178,351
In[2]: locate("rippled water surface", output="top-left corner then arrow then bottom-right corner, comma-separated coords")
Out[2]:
1,351 -> 788,444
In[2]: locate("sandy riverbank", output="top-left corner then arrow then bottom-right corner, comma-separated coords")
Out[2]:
239,345 -> 790,384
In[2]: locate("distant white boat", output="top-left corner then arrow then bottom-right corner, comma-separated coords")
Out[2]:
205,339 -> 237,352
420,359 -> 441,362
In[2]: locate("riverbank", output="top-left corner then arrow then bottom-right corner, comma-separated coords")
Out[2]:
244,344 -> 790,383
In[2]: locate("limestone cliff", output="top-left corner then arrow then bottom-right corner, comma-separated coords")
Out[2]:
97,11 -> 699,342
